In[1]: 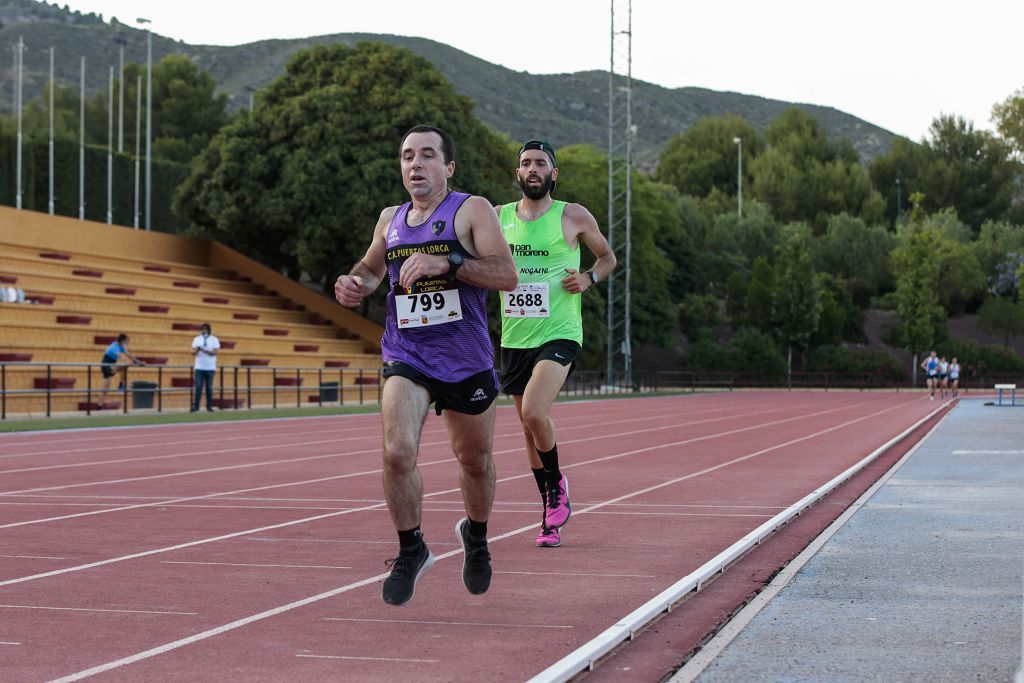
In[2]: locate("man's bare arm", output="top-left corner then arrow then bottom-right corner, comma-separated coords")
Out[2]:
335,208 -> 393,307
562,203 -> 617,294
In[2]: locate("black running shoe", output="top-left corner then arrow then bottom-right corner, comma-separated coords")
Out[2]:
455,517 -> 492,595
381,541 -> 434,606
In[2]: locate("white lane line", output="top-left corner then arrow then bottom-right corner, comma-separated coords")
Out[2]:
953,450 -> 1024,455
0,401 -> 735,474
0,502 -> 365,512
0,422 -> 377,461
0,397 -> 885,584
246,537 -> 434,546
323,617 -> 573,629
0,554 -> 67,560
161,561 -> 352,570
495,571 -> 655,578
0,604 -> 196,615
295,654 -> 439,663
46,397 -> 922,682
0,397 -> 829,528
1,641 -> 22,645
0,396 -> 700,461
0,393 -> 718,452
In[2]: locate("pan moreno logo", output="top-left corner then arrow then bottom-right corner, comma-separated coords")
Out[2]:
510,244 -> 549,257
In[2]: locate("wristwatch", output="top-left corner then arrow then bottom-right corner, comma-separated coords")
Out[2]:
587,270 -> 599,285
447,252 -> 465,278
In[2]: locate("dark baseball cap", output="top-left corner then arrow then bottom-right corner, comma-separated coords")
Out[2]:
518,139 -> 557,166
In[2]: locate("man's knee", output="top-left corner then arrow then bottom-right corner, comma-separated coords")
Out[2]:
521,404 -> 550,437
455,446 -> 492,476
383,440 -> 418,475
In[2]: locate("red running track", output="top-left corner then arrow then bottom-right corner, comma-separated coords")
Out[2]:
0,392 -> 939,681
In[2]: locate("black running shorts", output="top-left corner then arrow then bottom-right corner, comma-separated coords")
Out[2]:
499,338 -> 581,396
382,361 -> 498,416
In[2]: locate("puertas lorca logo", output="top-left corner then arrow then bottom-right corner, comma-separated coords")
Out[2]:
431,220 -> 445,236
470,388 -> 487,401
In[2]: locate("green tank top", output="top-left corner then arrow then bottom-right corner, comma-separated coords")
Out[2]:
499,200 -> 583,348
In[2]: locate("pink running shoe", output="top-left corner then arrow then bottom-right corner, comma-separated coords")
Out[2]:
544,475 -> 571,529
536,524 -> 561,547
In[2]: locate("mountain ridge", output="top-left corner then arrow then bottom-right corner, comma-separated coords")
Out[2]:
0,1 -> 897,166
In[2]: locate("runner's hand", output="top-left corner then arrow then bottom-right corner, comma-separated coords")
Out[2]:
561,268 -> 589,294
399,253 -> 447,291
335,275 -> 365,307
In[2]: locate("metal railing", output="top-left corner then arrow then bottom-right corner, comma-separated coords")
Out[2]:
0,362 -> 383,419
1,363 -> 1019,419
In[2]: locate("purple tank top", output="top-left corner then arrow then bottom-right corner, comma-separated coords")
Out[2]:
381,191 -> 494,382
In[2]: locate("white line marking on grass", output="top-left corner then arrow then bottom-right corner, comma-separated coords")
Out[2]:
45,397 -> 922,682
161,561 -> 351,570
295,654 -> 439,663
0,604 -> 196,615
324,617 -> 573,629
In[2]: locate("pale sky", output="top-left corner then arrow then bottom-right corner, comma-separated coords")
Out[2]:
57,0 -> 1023,141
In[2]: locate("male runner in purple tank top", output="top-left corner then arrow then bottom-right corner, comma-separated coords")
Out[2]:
335,125 -> 517,606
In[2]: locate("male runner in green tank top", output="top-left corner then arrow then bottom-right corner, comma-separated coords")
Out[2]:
498,140 -> 617,547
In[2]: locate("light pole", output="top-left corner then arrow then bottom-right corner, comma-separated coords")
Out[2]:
79,56 -> 85,220
15,36 -> 24,210
245,85 -> 255,112
48,46 -> 54,216
733,136 -> 743,219
134,75 -> 141,229
115,36 -> 127,153
107,66 -> 114,225
137,17 -> 153,231
895,177 -> 902,218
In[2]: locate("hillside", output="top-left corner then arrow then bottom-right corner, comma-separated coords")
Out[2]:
0,0 -> 898,166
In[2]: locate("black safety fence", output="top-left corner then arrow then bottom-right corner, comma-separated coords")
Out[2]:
2,362 -> 1020,419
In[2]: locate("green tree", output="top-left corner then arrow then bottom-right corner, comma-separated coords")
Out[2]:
771,233 -> 822,376
18,56 -> 228,164
892,228 -> 946,385
678,293 -> 724,340
175,42 -> 516,283
656,114 -> 764,198
870,115 -> 1022,230
811,213 -> 894,306
749,108 -> 885,232
992,87 -> 1024,157
976,296 -> 1024,346
703,200 -> 780,284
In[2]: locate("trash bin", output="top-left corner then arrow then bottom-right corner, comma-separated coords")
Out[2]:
131,380 -> 158,409
319,381 -> 340,403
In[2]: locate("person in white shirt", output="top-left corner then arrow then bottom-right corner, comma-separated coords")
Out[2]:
190,323 -> 220,412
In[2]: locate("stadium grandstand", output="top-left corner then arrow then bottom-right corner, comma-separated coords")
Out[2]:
0,206 -> 384,417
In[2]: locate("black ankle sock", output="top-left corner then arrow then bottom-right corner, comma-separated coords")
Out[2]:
531,467 -> 547,497
466,517 -> 487,541
397,527 -> 423,550
538,444 -> 560,485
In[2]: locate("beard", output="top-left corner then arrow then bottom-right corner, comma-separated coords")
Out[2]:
519,173 -> 554,200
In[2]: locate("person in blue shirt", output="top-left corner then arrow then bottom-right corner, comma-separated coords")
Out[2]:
99,333 -> 144,403
919,350 -> 939,400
